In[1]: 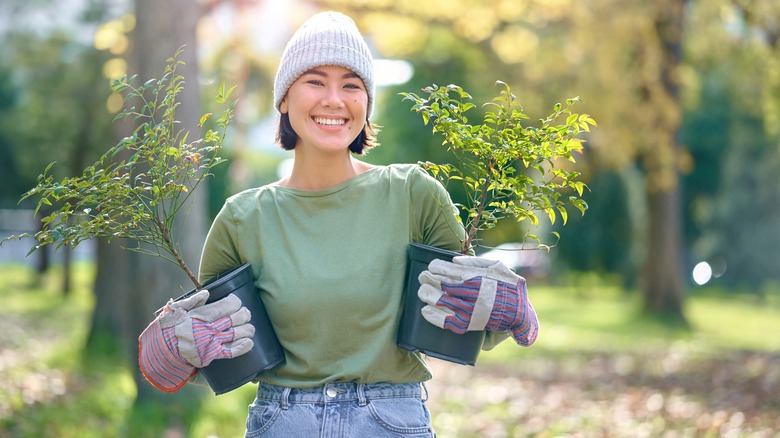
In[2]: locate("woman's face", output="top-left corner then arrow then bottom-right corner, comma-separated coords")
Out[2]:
279,65 -> 368,155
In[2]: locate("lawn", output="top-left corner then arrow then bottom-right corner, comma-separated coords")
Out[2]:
0,263 -> 778,437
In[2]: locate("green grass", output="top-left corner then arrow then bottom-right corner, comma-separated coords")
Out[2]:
1,263 -> 779,437
485,282 -> 780,359
0,263 -> 135,438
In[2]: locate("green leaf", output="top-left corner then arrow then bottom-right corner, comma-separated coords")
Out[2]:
198,113 -> 212,128
557,205 -> 569,224
402,80 -> 594,249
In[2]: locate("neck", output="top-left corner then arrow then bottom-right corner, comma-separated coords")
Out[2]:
280,152 -> 371,191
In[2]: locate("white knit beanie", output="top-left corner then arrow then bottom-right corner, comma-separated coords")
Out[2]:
273,11 -> 375,117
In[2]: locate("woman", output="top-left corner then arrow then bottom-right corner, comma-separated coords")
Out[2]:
139,11 -> 538,437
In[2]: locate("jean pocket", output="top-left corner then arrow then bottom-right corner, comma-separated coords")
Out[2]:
245,399 -> 282,437
366,397 -> 434,436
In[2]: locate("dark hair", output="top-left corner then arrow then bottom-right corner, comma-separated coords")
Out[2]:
275,113 -> 380,155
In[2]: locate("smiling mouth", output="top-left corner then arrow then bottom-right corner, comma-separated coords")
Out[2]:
313,117 -> 346,126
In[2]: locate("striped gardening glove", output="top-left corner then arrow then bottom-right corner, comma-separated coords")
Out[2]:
417,256 -> 539,346
138,290 -> 255,392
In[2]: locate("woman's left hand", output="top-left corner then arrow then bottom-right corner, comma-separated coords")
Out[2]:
417,256 -> 539,346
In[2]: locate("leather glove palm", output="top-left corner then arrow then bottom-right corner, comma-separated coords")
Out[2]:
417,256 -> 539,346
161,290 -> 255,367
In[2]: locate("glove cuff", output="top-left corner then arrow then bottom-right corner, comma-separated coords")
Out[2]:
138,319 -> 197,392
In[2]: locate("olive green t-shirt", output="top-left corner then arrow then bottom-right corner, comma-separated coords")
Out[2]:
198,163 -> 506,387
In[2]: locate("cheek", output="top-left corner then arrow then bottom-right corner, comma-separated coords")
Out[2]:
354,99 -> 368,116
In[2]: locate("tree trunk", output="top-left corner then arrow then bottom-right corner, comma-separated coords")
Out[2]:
643,183 -> 686,319
33,210 -> 49,288
61,244 -> 71,295
130,0 -> 207,403
87,239 -> 133,354
86,0 -> 208,407
640,0 -> 687,323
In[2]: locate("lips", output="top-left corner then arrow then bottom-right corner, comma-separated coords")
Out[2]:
313,117 -> 347,126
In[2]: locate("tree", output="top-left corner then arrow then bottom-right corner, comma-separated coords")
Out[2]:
682,0 -> 780,292
85,0 -> 211,421
0,63 -> 27,208
314,0 -> 690,319
638,0 -> 687,320
0,11 -> 116,292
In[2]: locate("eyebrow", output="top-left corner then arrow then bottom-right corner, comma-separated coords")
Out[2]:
303,68 -> 360,80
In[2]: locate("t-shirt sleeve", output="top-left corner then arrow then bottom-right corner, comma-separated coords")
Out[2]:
481,331 -> 512,350
408,166 -> 510,349
408,166 -> 468,254
198,200 -> 243,284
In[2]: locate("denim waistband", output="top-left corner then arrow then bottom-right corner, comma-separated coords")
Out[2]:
255,381 -> 426,408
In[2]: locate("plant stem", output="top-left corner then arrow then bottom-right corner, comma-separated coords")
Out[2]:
465,158 -> 495,253
153,216 -> 201,290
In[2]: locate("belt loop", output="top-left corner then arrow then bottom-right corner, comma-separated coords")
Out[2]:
280,387 -> 292,410
420,382 -> 429,402
357,383 -> 368,407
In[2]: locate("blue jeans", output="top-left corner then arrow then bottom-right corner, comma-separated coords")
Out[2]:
245,381 -> 435,437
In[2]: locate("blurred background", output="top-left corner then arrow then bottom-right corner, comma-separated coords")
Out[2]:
1,0 -> 779,437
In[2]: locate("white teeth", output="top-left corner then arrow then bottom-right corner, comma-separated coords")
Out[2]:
314,117 -> 346,126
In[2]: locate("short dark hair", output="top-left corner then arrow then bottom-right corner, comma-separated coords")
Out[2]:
275,113 -> 380,155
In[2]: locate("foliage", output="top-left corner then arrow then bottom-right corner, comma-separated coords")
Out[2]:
706,115 -> 780,290
0,31 -> 114,208
324,0 -> 780,292
681,51 -> 780,290
553,169 -> 645,288
0,62 -> 25,207
401,81 -> 594,253
2,49 -> 235,289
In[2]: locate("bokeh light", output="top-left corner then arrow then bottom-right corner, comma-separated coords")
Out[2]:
692,261 -> 713,286
102,57 -> 127,80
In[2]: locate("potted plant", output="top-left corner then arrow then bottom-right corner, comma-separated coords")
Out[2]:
2,49 -> 283,395
397,82 -> 595,365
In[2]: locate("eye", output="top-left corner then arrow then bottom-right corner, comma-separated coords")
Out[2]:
344,83 -> 363,90
305,79 -> 324,86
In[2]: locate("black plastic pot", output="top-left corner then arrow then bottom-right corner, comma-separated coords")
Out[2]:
397,243 -> 486,365
174,263 -> 284,395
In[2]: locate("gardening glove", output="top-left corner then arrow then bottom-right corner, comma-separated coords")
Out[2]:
138,290 -> 255,392
417,256 -> 539,346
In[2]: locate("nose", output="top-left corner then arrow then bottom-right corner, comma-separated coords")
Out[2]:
321,85 -> 344,109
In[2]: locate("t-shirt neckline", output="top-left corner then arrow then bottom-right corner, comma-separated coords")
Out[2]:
271,166 -> 382,197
